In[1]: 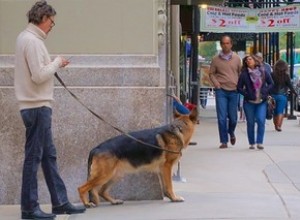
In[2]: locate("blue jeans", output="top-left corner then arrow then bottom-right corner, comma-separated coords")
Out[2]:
243,101 -> 267,145
20,106 -> 68,212
215,89 -> 238,144
272,94 -> 287,115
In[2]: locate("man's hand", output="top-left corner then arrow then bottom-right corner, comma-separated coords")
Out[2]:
60,57 -> 70,68
214,83 -> 221,89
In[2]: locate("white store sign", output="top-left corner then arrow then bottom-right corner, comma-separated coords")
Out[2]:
200,5 -> 300,33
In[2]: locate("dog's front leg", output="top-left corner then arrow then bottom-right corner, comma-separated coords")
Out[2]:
161,162 -> 184,202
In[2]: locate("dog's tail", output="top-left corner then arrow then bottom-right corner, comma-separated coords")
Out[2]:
87,149 -> 95,179
87,149 -> 95,201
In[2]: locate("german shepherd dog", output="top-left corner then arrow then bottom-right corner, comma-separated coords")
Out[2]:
78,108 -> 198,207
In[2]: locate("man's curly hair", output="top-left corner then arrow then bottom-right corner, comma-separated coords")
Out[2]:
27,0 -> 56,24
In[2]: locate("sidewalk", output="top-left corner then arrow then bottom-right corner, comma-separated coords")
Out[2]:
1,106 -> 300,220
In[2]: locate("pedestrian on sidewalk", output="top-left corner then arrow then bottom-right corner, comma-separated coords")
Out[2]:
200,87 -> 209,109
270,59 -> 298,132
14,1 -> 86,219
209,35 -> 242,149
238,93 -> 246,122
255,52 -> 273,76
237,55 -> 274,150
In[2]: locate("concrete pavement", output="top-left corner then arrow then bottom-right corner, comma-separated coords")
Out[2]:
1,106 -> 300,220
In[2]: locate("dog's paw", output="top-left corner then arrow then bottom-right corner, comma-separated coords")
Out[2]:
111,199 -> 124,205
164,192 -> 184,202
85,202 -> 97,208
171,196 -> 185,202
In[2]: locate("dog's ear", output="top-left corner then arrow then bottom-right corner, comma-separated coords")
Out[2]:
156,134 -> 166,148
189,107 -> 198,123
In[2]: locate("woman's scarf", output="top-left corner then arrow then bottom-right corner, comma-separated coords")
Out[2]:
248,67 -> 263,100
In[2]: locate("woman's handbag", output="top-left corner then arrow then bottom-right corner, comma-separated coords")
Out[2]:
266,96 -> 276,120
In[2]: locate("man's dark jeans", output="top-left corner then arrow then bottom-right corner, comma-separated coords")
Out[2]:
20,106 -> 68,212
215,89 -> 238,144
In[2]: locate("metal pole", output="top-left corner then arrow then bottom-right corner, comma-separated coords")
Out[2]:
190,5 -> 199,106
287,32 -> 297,119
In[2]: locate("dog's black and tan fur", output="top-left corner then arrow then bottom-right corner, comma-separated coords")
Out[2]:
78,108 -> 198,207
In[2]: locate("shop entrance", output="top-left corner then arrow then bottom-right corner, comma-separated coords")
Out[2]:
173,1 -> 299,119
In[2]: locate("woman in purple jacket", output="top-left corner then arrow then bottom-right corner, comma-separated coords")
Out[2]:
237,55 -> 274,150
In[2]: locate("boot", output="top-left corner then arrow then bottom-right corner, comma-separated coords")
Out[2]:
276,114 -> 284,132
273,116 -> 279,131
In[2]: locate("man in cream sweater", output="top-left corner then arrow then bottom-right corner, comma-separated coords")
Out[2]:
14,1 -> 85,219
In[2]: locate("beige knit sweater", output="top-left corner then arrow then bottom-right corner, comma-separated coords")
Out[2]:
209,52 -> 242,91
14,23 -> 62,110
